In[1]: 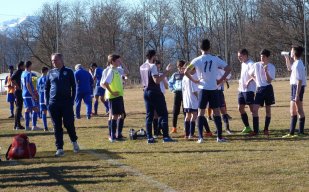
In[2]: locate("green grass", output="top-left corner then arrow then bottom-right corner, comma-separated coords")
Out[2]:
0,80 -> 309,192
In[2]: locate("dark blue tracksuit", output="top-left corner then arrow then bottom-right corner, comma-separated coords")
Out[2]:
74,68 -> 93,118
45,66 -> 78,150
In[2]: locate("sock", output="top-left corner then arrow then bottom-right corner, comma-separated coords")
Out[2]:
264,116 -> 271,131
190,121 -> 196,136
25,112 -> 30,128
184,121 -> 190,136
32,112 -> 38,127
108,120 -> 111,137
117,118 -> 124,136
214,116 -> 223,139
299,117 -> 305,134
197,116 -> 205,139
241,113 -> 250,127
222,114 -> 229,130
289,115 -> 297,135
42,113 -> 48,129
94,100 -> 98,114
111,120 -> 117,139
253,116 -> 259,134
10,102 -> 14,115
153,118 -> 158,135
172,115 -> 178,128
203,116 -> 211,133
104,101 -> 109,113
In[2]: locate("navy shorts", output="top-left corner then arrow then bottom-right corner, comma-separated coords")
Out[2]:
291,85 -> 305,101
218,90 -> 226,108
184,108 -> 198,113
7,93 -> 15,102
198,90 -> 220,109
254,85 -> 275,107
109,96 -> 125,115
238,91 -> 255,105
40,104 -> 47,111
94,86 -> 105,96
23,97 -> 38,109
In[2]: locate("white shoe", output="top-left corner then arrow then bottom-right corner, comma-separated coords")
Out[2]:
226,130 -> 232,135
108,137 -> 115,143
55,149 -> 64,157
32,126 -> 43,131
72,142 -> 80,153
25,127 -> 31,131
217,137 -> 227,142
197,138 -> 204,143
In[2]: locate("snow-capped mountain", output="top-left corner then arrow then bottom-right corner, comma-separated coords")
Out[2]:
0,16 -> 38,32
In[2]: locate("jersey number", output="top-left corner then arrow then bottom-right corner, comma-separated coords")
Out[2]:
204,61 -> 213,72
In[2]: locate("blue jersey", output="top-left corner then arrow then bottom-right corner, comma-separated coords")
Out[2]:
94,67 -> 103,87
21,71 -> 34,98
37,76 -> 47,104
75,68 -> 93,94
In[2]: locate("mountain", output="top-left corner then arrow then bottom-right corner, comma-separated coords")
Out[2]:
0,16 -> 38,33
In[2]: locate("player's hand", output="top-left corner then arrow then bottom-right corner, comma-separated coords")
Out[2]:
263,64 -> 268,71
165,63 -> 173,72
294,95 -> 300,102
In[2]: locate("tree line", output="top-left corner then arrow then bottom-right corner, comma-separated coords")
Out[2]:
0,0 -> 308,81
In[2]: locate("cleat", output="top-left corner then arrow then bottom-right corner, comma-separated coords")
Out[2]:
197,138 -> 204,143
204,132 -> 213,137
44,127 -> 49,132
184,135 -> 189,139
72,142 -> 80,153
153,135 -> 158,139
108,137 -> 116,143
226,129 -> 233,135
163,137 -> 175,143
32,126 -> 43,131
170,127 -> 177,133
248,132 -> 258,136
188,135 -> 197,140
25,127 -> 31,131
147,138 -> 155,144
217,137 -> 227,142
14,125 -> 25,130
263,130 -> 269,136
241,126 -> 253,134
86,115 -> 91,120
297,133 -> 305,137
8,115 -> 14,118
55,149 -> 64,157
282,134 -> 297,138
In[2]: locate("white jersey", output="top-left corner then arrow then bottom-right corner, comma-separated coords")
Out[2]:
217,68 -> 231,91
182,73 -> 199,109
249,62 -> 275,87
191,54 -> 228,90
100,66 -> 124,87
238,59 -> 256,92
290,59 -> 307,86
139,60 -> 158,87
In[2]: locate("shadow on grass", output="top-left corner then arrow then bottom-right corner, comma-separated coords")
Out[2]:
0,132 -> 54,138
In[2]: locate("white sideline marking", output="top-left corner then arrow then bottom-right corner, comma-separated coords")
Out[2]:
86,150 -> 177,192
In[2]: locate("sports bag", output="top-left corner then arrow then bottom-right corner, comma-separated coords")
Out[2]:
6,134 -> 36,160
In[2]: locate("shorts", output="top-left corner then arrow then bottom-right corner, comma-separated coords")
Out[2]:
218,90 -> 226,108
238,91 -> 255,105
7,93 -> 15,102
291,85 -> 305,101
93,86 -> 105,96
184,108 -> 198,113
254,85 -> 275,107
23,97 -> 38,109
198,90 -> 220,109
109,96 -> 125,115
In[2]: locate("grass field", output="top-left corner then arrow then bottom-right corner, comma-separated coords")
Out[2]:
0,80 -> 309,192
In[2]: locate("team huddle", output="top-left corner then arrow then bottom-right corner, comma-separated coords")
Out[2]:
4,39 -> 306,156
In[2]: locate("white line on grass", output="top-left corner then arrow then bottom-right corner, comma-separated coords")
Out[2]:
86,149 -> 177,192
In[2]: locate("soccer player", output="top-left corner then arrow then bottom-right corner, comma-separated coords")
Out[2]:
37,67 -> 49,131
5,65 -> 15,118
182,67 -> 199,139
249,49 -> 276,136
140,50 -> 174,143
74,64 -> 94,120
168,60 -> 185,133
45,53 -> 79,157
237,49 -> 256,134
21,61 -> 41,131
282,46 -> 306,138
11,61 -> 25,130
101,54 -> 126,142
89,63 -> 109,115
184,39 -> 231,143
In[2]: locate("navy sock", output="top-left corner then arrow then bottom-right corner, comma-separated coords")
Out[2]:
253,116 -> 259,133
25,112 -> 30,128
10,102 -> 14,115
111,120 -> 117,139
241,113 -> 250,127
108,120 -> 111,137
117,118 -> 124,136
184,121 -> 190,136
153,118 -> 158,135
32,112 -> 38,127
214,116 -> 223,139
222,114 -> 229,130
197,116 -> 205,139
104,101 -> 109,113
94,101 -> 98,114
289,115 -> 297,135
190,121 -> 196,136
42,113 -> 48,129
264,116 -> 271,131
299,117 -> 305,134
203,116 -> 211,133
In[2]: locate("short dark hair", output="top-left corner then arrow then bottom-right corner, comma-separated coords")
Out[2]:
90,63 -> 97,68
25,61 -> 32,68
17,61 -> 24,69
107,54 -> 121,64
260,49 -> 271,57
292,45 -> 304,58
200,39 -> 210,51
177,60 -> 186,68
146,50 -> 156,60
238,49 -> 249,56
9,65 -> 14,70
155,60 -> 161,65
41,66 -> 49,73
